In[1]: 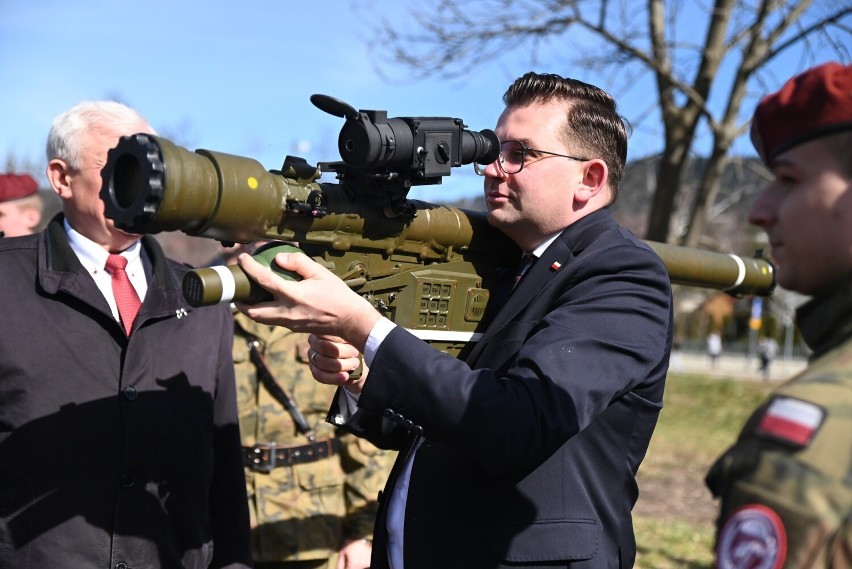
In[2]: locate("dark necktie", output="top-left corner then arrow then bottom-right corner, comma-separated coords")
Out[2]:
512,254 -> 536,291
105,254 -> 141,335
485,253 -> 537,323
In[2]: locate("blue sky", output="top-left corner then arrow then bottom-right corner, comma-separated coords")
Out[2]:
1,1 -> 847,202
1,0 -> 518,201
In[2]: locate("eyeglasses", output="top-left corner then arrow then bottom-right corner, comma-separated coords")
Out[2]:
474,140 -> 589,176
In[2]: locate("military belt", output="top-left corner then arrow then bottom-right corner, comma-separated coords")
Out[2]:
242,438 -> 343,472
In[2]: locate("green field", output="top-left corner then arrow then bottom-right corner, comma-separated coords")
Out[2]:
633,372 -> 777,568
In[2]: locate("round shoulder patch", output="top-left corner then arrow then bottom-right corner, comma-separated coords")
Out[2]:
717,504 -> 787,569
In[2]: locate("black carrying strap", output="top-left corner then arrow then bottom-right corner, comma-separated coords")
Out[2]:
244,332 -> 316,442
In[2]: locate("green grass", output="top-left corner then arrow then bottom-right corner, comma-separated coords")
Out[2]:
633,371 -> 776,568
653,372 -> 775,459
635,517 -> 716,568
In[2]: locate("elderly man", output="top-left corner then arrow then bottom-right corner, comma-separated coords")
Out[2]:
0,101 -> 252,569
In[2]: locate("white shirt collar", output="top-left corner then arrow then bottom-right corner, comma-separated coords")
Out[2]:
528,232 -> 561,259
64,219 -> 147,318
64,218 -> 142,271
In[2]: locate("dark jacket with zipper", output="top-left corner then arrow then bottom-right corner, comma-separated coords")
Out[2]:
0,215 -> 252,569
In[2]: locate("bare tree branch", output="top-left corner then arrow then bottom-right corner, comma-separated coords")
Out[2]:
363,0 -> 852,244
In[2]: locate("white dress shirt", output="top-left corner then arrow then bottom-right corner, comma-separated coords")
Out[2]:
64,219 -> 147,322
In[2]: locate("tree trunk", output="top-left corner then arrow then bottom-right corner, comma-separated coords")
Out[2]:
646,148 -> 684,241
681,145 -> 730,248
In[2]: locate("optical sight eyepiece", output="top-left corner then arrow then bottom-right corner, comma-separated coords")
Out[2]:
311,94 -> 500,179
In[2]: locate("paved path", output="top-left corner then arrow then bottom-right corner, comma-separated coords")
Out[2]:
668,350 -> 807,382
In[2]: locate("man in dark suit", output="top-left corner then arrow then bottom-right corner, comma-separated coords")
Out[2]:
237,72 -> 674,569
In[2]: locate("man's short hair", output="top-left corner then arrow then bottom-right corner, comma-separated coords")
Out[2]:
46,101 -> 154,170
503,72 -> 629,200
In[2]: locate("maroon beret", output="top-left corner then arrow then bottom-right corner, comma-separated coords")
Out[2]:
750,61 -> 852,163
0,173 -> 39,203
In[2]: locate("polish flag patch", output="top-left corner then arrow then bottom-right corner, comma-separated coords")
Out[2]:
755,396 -> 825,448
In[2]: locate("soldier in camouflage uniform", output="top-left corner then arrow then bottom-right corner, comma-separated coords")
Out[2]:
230,244 -> 395,569
706,62 -> 852,568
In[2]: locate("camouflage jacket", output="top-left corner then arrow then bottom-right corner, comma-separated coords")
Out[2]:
233,311 -> 395,563
707,271 -> 852,568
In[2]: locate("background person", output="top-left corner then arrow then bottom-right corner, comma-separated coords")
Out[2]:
757,335 -> 779,379
237,72 -> 673,569
0,172 -> 42,237
707,330 -> 723,368
0,101 -> 252,569
224,243 -> 394,569
706,61 -> 852,569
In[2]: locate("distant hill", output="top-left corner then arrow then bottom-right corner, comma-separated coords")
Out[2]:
614,154 -> 770,252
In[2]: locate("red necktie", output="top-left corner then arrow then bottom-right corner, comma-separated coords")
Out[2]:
105,254 -> 141,335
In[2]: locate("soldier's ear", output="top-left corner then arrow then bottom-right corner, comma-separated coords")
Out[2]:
24,206 -> 41,231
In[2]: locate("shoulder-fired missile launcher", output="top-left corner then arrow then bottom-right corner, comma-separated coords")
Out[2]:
101,95 -> 773,357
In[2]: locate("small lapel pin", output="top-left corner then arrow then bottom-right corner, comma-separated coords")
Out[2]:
550,262 -> 562,271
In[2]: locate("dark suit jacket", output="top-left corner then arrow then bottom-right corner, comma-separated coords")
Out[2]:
333,208 -> 673,568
